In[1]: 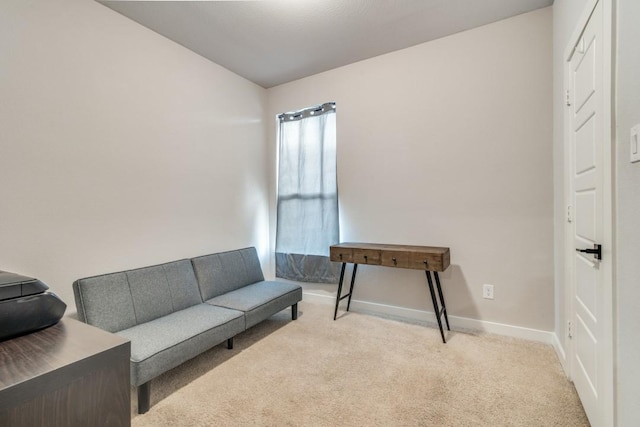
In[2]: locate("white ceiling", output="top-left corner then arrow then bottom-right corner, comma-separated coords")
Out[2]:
98,0 -> 553,88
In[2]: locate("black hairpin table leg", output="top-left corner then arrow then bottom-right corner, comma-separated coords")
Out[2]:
334,263 -> 359,319
426,271 -> 447,343
346,264 -> 358,312
333,263 -> 347,320
434,272 -> 450,331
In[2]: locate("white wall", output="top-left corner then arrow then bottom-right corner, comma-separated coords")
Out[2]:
0,0 -> 269,310
615,0 -> 640,423
267,8 -> 554,331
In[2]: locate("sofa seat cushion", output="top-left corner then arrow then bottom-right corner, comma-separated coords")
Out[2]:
205,281 -> 302,329
117,303 -> 244,386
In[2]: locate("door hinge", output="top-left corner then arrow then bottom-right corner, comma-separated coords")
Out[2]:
567,205 -> 573,223
566,90 -> 571,107
568,321 -> 573,339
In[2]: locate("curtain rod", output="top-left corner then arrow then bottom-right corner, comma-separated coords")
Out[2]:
278,102 -> 335,122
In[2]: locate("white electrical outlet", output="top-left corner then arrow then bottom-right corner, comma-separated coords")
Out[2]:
483,284 -> 494,300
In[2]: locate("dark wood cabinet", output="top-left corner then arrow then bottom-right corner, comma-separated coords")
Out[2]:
0,318 -> 130,426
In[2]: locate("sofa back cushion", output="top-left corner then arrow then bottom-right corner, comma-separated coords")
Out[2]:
73,259 -> 203,332
163,259 -> 203,311
126,265 -> 174,325
73,272 -> 137,333
191,247 -> 265,301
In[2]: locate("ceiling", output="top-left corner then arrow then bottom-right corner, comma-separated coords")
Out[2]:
98,0 -> 553,88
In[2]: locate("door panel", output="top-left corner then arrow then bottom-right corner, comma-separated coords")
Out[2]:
575,191 -> 596,240
575,117 -> 595,174
575,314 -> 598,393
574,37 -> 595,113
568,1 -> 608,425
575,256 -> 597,321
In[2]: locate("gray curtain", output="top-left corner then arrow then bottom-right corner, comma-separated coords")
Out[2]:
275,102 -> 340,283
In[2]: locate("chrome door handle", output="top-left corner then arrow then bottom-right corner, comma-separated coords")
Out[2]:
576,244 -> 602,260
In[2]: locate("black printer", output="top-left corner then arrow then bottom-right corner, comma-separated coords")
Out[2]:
0,270 -> 66,341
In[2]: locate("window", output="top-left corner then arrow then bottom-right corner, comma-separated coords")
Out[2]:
275,102 -> 339,283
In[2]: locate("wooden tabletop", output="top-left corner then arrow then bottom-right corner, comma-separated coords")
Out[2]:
332,242 -> 449,254
330,242 -> 450,272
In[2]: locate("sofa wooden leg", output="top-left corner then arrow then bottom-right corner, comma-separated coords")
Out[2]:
292,303 -> 298,320
227,337 -> 234,349
138,382 -> 151,414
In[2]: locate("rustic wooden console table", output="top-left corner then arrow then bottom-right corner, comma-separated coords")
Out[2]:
330,242 -> 451,343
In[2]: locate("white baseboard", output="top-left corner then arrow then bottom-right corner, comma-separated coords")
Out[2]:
303,291 -> 555,345
552,332 -> 570,376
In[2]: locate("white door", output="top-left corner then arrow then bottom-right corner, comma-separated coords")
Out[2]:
566,1 -> 613,425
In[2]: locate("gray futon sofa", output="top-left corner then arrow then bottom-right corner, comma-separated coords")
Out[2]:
73,247 -> 302,414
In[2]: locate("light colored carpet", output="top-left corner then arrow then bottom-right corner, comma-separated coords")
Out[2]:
130,301 -> 589,426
